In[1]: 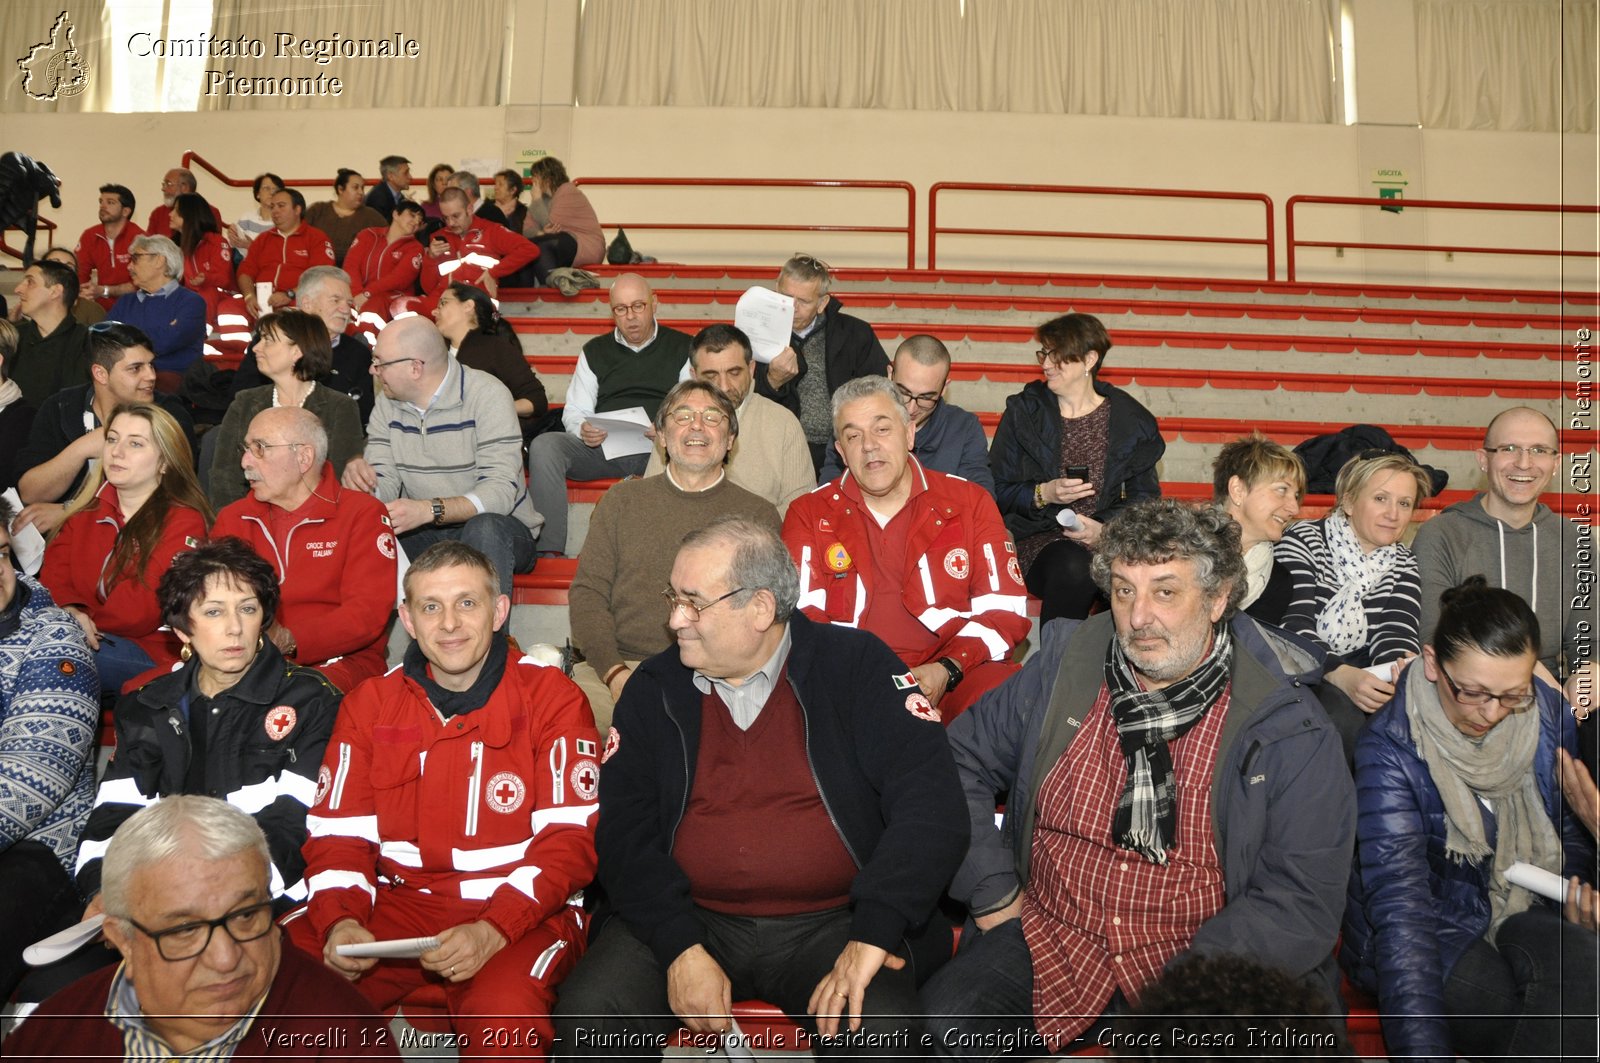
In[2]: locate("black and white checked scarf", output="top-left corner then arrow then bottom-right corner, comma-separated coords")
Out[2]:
1104,620 -> 1233,865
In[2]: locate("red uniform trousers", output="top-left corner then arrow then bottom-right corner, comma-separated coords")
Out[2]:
287,889 -> 584,1061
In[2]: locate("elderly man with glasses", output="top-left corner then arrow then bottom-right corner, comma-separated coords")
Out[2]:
569,380 -> 780,730
212,406 -> 397,692
556,516 -> 967,1057
526,273 -> 694,557
819,334 -> 994,495
6,796 -> 395,1060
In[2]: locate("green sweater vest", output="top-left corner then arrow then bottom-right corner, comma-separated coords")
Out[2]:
584,326 -> 693,417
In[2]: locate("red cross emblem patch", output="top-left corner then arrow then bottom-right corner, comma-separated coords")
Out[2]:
905,692 -> 941,723
264,705 -> 297,741
486,771 -> 526,814
602,727 -> 621,764
314,766 -> 331,806
570,758 -> 600,802
944,548 -> 970,580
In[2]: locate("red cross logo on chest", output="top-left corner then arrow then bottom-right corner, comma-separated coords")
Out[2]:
263,705 -> 297,741
485,771 -> 526,814
494,779 -> 519,805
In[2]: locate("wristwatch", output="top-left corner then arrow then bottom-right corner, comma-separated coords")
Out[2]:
936,656 -> 964,692
430,498 -> 445,526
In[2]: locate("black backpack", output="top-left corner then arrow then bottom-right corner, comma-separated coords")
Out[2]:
1293,424 -> 1449,496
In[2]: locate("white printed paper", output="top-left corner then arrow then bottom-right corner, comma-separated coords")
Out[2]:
3,489 -> 46,574
734,287 -> 796,364
335,935 -> 442,959
587,406 -> 655,460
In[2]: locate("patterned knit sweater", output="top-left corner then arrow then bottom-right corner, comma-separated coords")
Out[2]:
0,577 -> 99,872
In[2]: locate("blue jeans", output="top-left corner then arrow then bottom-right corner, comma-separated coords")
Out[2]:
399,513 -> 537,600
1444,905 -> 1599,1062
94,633 -> 155,695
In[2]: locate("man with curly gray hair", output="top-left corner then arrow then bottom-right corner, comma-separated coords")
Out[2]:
924,499 -> 1354,1058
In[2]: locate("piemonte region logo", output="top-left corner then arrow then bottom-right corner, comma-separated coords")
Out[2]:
17,10 -> 90,102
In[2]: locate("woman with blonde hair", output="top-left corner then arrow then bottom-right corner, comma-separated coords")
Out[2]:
1276,450 -> 1433,757
40,402 -> 211,693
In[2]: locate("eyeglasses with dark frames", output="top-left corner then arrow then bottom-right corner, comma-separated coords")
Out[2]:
1438,663 -> 1537,712
661,586 -> 746,622
893,383 -> 941,409
371,356 -> 421,370
126,901 -> 275,961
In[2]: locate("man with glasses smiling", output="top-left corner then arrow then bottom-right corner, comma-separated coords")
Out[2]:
6,796 -> 395,1060
1412,406 -> 1593,713
527,272 -> 692,557
569,380 -> 780,729
819,334 -> 993,494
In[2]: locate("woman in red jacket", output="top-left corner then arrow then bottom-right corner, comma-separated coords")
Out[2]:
41,402 -> 211,693
172,192 -> 235,327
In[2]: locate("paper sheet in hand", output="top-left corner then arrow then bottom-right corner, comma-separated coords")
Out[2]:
587,406 -> 655,460
1505,861 -> 1568,903
734,287 -> 796,363
3,489 -> 46,574
722,1018 -> 757,1063
335,935 -> 442,959
24,913 -> 105,966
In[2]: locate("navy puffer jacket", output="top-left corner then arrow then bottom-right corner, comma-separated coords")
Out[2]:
1340,668 -> 1592,1062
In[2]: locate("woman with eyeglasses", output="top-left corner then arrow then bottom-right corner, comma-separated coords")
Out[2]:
72,538 -> 340,914
1341,577 -> 1597,1063
433,282 -> 548,439
206,309 -> 363,510
1276,451 -> 1431,759
40,402 -> 210,694
988,313 -> 1163,623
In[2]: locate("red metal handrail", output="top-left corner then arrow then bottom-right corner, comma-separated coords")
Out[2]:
179,150 -> 491,192
0,216 -> 57,265
1285,195 -> 1600,282
572,177 -> 917,270
928,183 -> 1275,279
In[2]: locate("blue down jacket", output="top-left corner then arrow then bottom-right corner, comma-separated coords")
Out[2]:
1340,669 -> 1592,1062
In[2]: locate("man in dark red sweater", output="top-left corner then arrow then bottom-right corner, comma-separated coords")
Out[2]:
5,796 -> 395,1060
555,516 -> 967,1057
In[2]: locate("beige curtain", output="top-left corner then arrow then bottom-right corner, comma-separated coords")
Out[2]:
577,0 -> 964,109
200,1 -> 506,111
960,0 -> 1336,121
1416,0 -> 1597,133
3,1 -> 113,113
577,0 -> 1336,121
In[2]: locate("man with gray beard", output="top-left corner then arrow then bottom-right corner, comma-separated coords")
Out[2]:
923,500 -> 1353,1058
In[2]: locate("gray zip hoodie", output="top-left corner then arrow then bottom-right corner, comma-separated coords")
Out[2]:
1410,493 -> 1590,676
